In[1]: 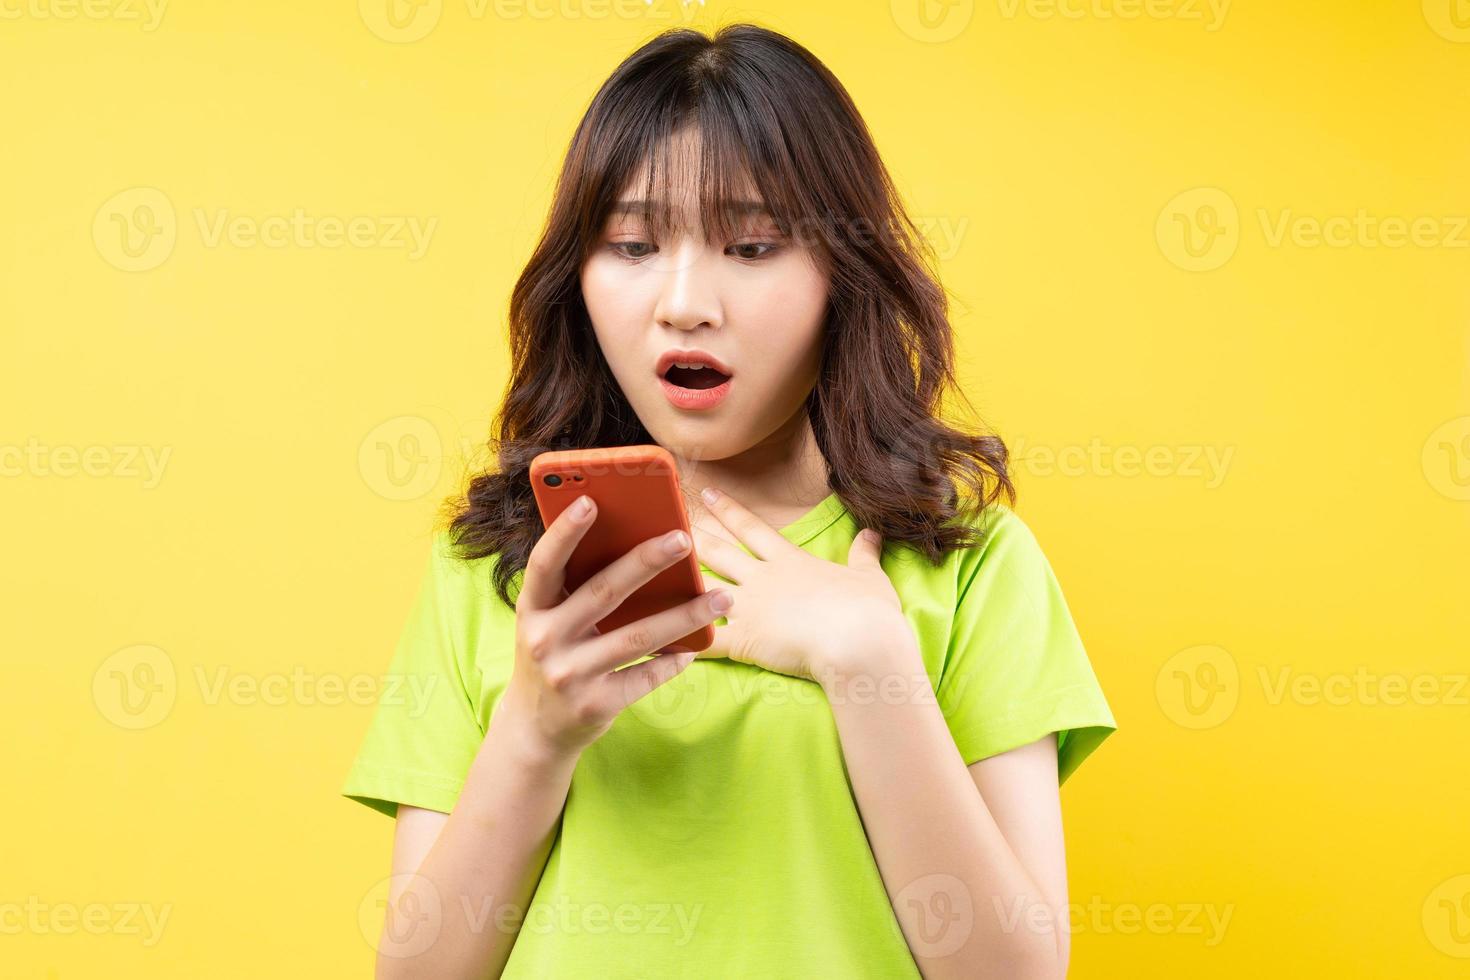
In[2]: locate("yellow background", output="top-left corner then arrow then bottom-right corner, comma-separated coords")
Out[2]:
3,0 -> 1468,976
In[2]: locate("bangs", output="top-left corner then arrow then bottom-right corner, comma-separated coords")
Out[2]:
586,103 -> 819,252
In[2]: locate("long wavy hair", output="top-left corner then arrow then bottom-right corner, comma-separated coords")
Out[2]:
443,23 -> 1014,608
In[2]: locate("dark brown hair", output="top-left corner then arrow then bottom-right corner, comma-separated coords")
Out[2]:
442,22 -> 1014,608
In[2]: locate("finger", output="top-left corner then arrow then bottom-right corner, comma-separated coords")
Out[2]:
578,587 -> 733,674
700,487 -> 796,561
607,648 -> 698,713
517,494 -> 597,612
691,526 -> 757,583
848,527 -> 884,569
558,527 -> 695,636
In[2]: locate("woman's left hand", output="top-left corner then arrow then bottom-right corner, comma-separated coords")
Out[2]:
689,487 -> 915,684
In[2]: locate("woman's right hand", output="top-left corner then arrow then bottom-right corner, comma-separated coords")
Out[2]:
500,493 -> 732,761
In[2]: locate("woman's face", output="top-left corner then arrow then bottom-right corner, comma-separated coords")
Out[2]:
579,132 -> 831,467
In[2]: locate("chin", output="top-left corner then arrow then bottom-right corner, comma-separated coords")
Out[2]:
645,426 -> 744,466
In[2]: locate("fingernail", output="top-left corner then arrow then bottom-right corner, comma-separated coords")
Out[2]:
575,495 -> 592,516
709,589 -> 733,612
664,530 -> 690,553
701,486 -> 720,504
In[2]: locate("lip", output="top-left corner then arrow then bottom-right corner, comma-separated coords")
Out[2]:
660,374 -> 732,410
655,348 -> 735,379
655,348 -> 734,412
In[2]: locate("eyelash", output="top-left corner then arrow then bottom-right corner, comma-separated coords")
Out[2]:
606,240 -> 782,263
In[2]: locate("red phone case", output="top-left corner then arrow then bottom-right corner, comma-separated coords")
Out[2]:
529,444 -> 714,654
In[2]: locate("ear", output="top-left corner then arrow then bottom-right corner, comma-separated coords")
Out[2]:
847,528 -> 884,569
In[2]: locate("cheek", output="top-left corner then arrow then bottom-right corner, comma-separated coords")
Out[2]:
581,257 -> 647,355
738,259 -> 828,376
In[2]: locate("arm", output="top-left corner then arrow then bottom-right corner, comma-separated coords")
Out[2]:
823,630 -> 1070,980
370,496 -> 725,978
375,695 -> 578,979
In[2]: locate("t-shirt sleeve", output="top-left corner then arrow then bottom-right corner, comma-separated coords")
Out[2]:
341,530 -> 488,818
934,507 -> 1117,784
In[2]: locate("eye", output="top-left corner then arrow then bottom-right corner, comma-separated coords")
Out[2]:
608,241 -> 656,261
728,241 -> 780,261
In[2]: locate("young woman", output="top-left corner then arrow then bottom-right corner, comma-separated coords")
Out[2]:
344,23 -> 1116,980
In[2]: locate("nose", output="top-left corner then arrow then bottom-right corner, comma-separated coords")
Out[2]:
652,237 -> 722,333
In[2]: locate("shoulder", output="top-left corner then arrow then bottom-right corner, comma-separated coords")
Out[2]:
941,499 -> 1053,590
424,527 -> 520,619
881,500 -> 1053,622
429,526 -> 505,578
412,529 -> 520,688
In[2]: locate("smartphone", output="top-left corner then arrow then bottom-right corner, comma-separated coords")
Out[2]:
529,444 -> 714,654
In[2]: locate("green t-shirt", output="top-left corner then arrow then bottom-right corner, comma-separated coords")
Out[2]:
342,493 -> 1117,977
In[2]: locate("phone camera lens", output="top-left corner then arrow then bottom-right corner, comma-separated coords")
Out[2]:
544,474 -> 562,487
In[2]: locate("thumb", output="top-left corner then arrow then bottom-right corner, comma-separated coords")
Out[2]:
692,621 -> 734,661
848,527 -> 884,568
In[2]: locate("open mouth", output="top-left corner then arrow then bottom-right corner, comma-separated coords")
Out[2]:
662,364 -> 731,390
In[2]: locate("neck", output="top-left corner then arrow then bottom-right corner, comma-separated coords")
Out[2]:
670,410 -> 831,528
